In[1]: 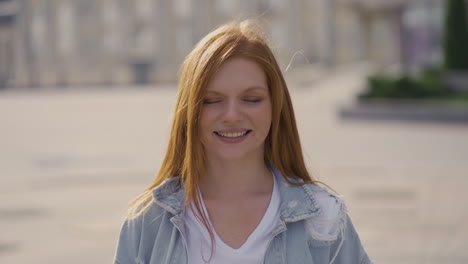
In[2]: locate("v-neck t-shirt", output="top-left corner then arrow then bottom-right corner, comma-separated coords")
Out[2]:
184,174 -> 280,264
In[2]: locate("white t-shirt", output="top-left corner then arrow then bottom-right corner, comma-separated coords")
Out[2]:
184,174 -> 280,264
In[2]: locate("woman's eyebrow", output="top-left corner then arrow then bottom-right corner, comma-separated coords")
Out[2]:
205,86 -> 268,95
204,90 -> 223,95
244,86 -> 268,92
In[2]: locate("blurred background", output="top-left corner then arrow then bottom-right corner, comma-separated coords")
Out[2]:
0,0 -> 447,87
0,0 -> 467,263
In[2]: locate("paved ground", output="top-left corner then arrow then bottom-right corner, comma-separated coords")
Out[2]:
1,64 -> 467,263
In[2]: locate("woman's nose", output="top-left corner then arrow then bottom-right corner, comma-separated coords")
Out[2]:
222,100 -> 242,122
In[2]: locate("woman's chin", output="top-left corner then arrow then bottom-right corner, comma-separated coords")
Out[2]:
210,149 -> 259,163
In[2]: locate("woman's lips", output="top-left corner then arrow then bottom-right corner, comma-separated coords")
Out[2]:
213,130 -> 252,143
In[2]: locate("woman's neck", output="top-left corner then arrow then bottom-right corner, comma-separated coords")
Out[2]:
199,157 -> 273,199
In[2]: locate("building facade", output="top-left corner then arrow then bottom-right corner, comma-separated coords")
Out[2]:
0,0 -> 445,89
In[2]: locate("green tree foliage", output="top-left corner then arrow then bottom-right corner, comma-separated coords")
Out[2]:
444,0 -> 468,70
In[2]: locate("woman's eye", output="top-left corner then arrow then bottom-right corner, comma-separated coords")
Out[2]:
203,99 -> 221,104
244,98 -> 262,103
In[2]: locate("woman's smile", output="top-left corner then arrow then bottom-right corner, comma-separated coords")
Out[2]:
213,129 -> 252,143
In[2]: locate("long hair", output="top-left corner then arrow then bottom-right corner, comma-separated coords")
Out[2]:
127,19 -> 317,255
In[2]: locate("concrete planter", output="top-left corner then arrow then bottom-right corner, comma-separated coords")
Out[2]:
340,98 -> 468,123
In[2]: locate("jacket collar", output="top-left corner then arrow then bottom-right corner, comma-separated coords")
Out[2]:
151,167 -> 321,222
152,177 -> 185,215
272,167 -> 321,222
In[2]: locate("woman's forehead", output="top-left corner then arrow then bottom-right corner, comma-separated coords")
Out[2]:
206,57 -> 267,92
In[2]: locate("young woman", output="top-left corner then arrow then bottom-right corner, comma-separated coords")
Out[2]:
114,20 -> 372,264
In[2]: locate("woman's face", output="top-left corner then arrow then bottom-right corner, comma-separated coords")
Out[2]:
200,57 -> 272,162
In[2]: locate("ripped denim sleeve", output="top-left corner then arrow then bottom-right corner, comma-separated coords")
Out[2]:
327,215 -> 373,264
305,193 -> 373,264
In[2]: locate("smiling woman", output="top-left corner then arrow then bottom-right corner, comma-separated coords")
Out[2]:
201,57 -> 272,162
114,20 -> 372,264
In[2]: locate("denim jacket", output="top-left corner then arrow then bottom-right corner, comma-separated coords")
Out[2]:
114,168 -> 372,264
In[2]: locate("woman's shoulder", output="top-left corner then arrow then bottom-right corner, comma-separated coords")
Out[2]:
115,195 -> 175,263
284,177 -> 346,222
300,182 -> 348,241
304,183 -> 345,215
300,183 -> 373,263
275,171 -> 347,241
125,176 -> 185,228
123,200 -> 167,232
274,170 -> 346,234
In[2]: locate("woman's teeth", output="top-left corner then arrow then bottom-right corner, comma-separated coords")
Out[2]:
217,131 -> 248,138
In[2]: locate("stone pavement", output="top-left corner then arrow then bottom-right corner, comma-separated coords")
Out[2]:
0,65 -> 467,263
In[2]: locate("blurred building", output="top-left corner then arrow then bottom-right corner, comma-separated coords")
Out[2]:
0,0 -> 445,89
0,0 -> 17,88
